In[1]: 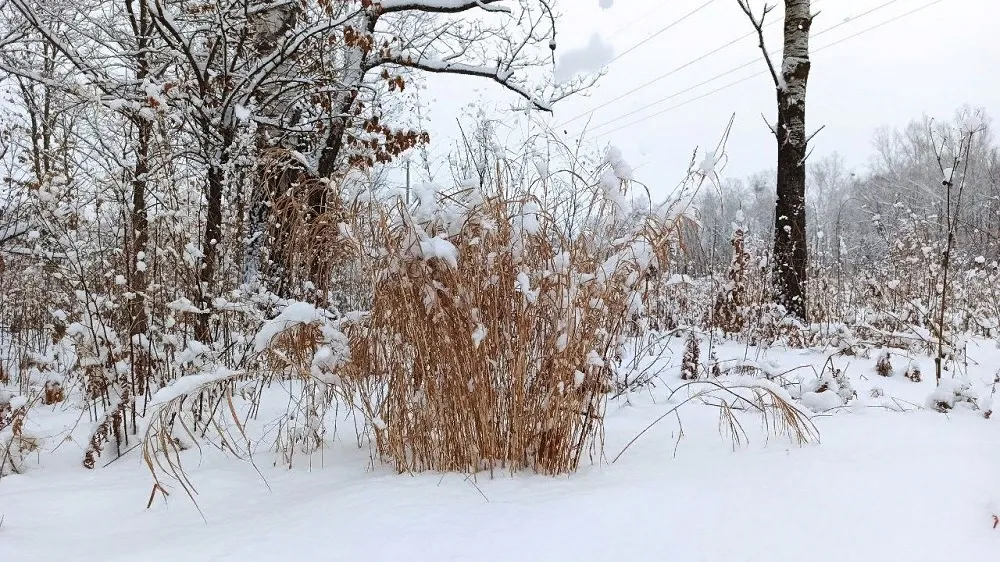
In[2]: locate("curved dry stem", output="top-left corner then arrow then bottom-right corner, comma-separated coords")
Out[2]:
612,379 -> 819,464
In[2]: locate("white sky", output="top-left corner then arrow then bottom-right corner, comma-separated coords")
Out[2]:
413,0 -> 998,198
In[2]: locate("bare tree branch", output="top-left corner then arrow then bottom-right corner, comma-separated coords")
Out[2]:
736,0 -> 781,89
377,55 -> 551,111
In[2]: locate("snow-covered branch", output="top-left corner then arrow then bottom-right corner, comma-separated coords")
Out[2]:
378,0 -> 512,14
378,55 -> 551,111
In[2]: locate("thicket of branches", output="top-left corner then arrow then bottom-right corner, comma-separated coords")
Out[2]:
0,0 -> 605,475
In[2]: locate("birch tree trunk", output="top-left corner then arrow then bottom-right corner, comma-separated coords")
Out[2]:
773,0 -> 812,321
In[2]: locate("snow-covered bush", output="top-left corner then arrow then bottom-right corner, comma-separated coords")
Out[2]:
796,364 -> 856,413
926,378 -> 979,413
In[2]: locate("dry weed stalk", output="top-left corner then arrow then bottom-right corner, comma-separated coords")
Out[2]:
681,332 -> 700,380
712,218 -> 750,334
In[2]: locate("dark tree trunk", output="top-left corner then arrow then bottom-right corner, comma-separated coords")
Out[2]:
195,128 -> 233,342
127,0 -> 151,395
771,0 -> 812,321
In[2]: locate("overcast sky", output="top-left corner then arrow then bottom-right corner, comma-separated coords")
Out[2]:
412,0 -> 998,198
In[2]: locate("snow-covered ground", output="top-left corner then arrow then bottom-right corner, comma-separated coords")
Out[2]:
2,337 -> 998,561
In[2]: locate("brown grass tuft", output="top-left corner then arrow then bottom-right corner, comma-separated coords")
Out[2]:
338,187 -> 678,475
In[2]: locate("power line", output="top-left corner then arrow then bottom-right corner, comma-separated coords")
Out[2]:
591,0 -> 947,139
584,0 -> 908,134
608,0 -> 673,39
558,0 -> 809,128
606,0 -> 719,66
557,29 -> 761,128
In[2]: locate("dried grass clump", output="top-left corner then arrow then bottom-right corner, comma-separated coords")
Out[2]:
257,151 -> 359,297
340,182 -> 678,475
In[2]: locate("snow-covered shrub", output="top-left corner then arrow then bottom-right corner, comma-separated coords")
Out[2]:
875,351 -> 893,377
755,303 -> 807,347
926,378 -> 979,412
796,364 -> 855,413
141,300 -> 354,489
646,273 -> 711,332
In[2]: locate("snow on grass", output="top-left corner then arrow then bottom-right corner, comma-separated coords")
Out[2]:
252,301 -> 325,353
148,367 -> 240,407
419,235 -> 459,268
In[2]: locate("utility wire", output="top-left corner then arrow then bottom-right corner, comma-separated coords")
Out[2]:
591,0 -> 947,139
608,0 -> 674,39
586,0 -> 905,132
583,0 -> 908,134
606,0 -> 719,66
558,0 -> 821,128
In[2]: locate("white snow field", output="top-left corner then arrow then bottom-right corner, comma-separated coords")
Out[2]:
3,337 -> 998,561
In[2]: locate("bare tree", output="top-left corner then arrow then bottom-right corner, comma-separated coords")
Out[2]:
738,0 -> 814,320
